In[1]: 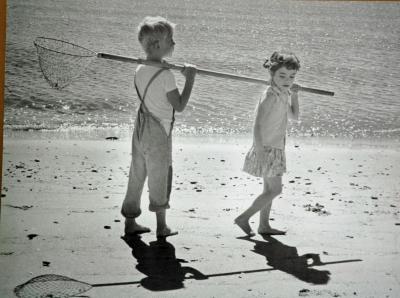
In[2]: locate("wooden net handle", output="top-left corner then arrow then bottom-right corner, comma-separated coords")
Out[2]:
97,52 -> 335,96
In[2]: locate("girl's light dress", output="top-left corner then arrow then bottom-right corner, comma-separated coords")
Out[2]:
243,146 -> 286,178
242,85 -> 290,178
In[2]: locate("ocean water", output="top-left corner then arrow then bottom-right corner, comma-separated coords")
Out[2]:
4,0 -> 400,139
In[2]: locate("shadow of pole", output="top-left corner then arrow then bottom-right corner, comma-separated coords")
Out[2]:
12,237 -> 362,297
90,235 -> 361,289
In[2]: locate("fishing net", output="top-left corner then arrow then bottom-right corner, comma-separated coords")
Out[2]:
34,37 -> 97,90
14,274 -> 92,298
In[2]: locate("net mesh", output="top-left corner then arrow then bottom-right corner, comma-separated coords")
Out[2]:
14,274 -> 92,298
34,37 -> 97,90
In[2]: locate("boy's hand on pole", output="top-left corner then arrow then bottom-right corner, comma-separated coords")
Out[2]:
181,63 -> 197,81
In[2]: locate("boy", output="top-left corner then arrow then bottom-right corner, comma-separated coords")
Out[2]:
121,16 -> 197,238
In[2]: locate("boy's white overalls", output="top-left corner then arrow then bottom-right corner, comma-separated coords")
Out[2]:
121,69 -> 174,218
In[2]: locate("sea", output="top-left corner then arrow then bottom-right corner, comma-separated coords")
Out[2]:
4,0 -> 400,140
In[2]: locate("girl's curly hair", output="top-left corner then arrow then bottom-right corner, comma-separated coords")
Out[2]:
263,51 -> 300,73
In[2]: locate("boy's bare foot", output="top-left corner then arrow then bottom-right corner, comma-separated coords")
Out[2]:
124,219 -> 151,235
257,227 -> 287,235
234,217 -> 256,237
156,226 -> 178,238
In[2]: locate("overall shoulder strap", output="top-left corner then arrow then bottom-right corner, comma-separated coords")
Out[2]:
134,67 -> 175,135
134,68 -> 166,104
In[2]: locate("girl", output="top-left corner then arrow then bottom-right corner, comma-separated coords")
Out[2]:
235,51 -> 301,237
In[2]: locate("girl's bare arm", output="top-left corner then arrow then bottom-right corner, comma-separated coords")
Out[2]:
254,92 -> 274,153
289,84 -> 300,120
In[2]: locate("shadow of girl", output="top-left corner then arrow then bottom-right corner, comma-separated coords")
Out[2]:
245,236 -> 331,285
121,235 -> 207,291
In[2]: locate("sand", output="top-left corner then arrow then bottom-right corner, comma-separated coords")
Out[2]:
1,134 -> 399,298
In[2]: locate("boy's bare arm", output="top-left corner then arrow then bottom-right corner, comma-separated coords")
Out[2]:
167,64 -> 197,112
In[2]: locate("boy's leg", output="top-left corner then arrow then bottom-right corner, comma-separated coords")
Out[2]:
143,115 -> 173,211
147,145 -> 178,237
146,142 -> 172,213
155,209 -> 178,238
121,136 -> 150,234
144,124 -> 177,237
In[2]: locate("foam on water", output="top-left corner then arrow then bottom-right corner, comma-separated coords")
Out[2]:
4,0 -> 400,139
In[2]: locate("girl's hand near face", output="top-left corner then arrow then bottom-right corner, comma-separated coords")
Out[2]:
290,83 -> 300,94
289,84 -> 300,120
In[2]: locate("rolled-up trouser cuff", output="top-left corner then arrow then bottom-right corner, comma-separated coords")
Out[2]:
148,201 -> 170,213
121,208 -> 142,219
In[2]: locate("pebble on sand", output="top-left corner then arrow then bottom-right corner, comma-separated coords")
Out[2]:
42,261 -> 50,267
299,288 -> 310,296
27,234 -> 38,240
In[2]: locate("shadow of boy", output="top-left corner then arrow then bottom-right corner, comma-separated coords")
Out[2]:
122,235 -> 207,291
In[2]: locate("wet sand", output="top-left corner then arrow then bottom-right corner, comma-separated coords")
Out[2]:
1,135 -> 399,297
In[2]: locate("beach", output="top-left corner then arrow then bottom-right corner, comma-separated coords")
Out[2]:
3,0 -> 400,297
1,134 -> 399,297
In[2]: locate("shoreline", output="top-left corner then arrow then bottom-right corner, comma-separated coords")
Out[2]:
3,127 -> 400,147
1,133 -> 399,297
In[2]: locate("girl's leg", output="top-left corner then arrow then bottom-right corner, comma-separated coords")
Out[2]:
258,202 -> 286,234
235,176 -> 282,236
259,201 -> 272,228
258,176 -> 286,234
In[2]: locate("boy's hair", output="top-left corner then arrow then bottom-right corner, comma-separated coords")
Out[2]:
263,51 -> 300,73
137,16 -> 175,54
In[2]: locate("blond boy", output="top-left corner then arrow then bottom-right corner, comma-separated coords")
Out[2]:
122,16 -> 196,238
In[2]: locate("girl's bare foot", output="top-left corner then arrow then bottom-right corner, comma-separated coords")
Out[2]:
124,219 -> 151,235
156,226 -> 178,238
234,217 -> 256,237
257,226 -> 286,235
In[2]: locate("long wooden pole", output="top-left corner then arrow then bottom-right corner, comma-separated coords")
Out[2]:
97,52 -> 334,96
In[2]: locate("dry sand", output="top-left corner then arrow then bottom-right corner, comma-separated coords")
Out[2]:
1,134 -> 399,297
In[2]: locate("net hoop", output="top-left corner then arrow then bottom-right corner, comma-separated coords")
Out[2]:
33,37 -> 97,89
34,37 -> 97,58
14,274 -> 92,298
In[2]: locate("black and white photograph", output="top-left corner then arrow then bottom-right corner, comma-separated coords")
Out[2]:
1,0 -> 399,297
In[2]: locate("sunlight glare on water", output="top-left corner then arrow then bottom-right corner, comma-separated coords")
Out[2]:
5,0 -> 400,139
